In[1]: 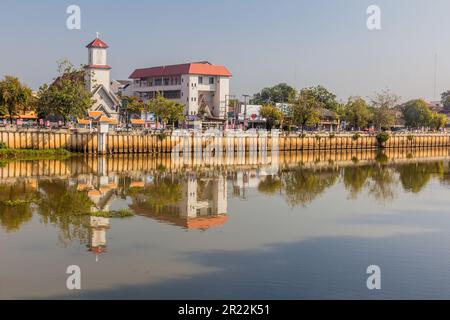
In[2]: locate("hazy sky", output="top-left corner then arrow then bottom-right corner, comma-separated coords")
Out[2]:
1,0 -> 450,102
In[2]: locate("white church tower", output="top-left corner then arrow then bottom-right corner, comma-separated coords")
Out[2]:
84,34 -> 120,119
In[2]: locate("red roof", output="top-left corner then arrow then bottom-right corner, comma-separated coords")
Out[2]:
129,62 -> 232,79
86,38 -> 109,49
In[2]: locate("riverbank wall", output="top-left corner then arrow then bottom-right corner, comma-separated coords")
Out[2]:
1,129 -> 450,154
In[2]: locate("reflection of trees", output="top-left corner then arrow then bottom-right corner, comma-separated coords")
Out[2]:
37,180 -> 93,247
281,168 -> 339,207
396,162 -> 444,194
366,165 -> 397,202
343,166 -> 371,199
129,176 -> 183,215
258,176 -> 283,195
0,181 -> 37,232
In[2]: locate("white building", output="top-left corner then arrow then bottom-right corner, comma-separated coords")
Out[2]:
129,62 -> 232,119
84,36 -> 120,119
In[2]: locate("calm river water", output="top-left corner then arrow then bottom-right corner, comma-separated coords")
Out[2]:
2,148 -> 450,299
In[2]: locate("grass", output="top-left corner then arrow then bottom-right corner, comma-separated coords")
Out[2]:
0,148 -> 71,161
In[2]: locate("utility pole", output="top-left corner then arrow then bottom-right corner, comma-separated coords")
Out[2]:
242,94 -> 250,131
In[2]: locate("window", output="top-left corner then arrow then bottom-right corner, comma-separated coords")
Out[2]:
198,76 -> 203,84
209,77 -> 214,84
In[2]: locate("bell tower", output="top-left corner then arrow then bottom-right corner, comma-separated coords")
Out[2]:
85,33 -> 111,92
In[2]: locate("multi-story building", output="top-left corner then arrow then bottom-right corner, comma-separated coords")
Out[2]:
129,62 -> 232,119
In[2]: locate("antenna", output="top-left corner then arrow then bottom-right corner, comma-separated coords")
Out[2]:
96,31 -> 100,39
434,53 -> 438,100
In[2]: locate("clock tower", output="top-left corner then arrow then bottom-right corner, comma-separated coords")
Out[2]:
85,33 -> 111,92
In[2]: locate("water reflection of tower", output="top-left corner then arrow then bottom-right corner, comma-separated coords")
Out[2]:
87,216 -> 110,261
179,173 -> 227,220
132,173 -> 228,230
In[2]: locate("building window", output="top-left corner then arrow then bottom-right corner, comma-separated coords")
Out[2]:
198,76 -> 203,84
209,77 -> 214,84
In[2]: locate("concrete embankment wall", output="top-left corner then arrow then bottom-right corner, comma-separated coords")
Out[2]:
1,130 -> 450,154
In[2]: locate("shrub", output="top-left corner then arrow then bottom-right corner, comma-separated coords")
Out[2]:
157,132 -> 168,141
315,134 -> 321,141
352,133 -> 361,141
329,133 -> 336,139
407,134 -> 415,142
376,132 -> 390,147
0,142 -> 7,149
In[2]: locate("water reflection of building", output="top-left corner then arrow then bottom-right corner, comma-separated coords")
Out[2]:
132,174 -> 228,230
87,216 -> 110,260
75,175 -> 119,212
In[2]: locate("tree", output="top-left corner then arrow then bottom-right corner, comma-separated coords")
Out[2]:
259,104 -> 283,129
165,100 -> 185,126
289,89 -> 323,130
370,89 -> 400,109
250,83 -> 296,105
401,99 -> 433,128
431,112 -> 447,130
0,76 -> 33,124
36,61 -> 94,124
303,85 -> 340,112
147,93 -> 185,128
344,97 -> 371,130
441,90 -> 450,112
120,96 -> 146,126
369,89 -> 400,131
371,107 -> 395,131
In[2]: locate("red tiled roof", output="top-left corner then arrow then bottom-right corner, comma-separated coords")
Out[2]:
86,38 -> 109,48
129,62 -> 232,79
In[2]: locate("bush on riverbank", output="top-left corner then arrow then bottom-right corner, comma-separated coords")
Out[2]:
376,132 -> 391,147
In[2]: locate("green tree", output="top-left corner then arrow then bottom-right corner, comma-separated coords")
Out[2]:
431,112 -> 447,130
371,107 -> 395,131
121,95 -> 146,127
36,61 -> 94,124
289,89 -> 323,130
401,99 -> 433,128
369,89 -> 400,131
344,97 -> 371,130
0,76 -> 33,124
303,85 -> 340,112
259,104 -> 283,129
147,93 -> 185,128
441,90 -> 450,112
250,83 -> 296,104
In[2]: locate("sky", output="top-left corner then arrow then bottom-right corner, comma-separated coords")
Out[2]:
1,0 -> 450,103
